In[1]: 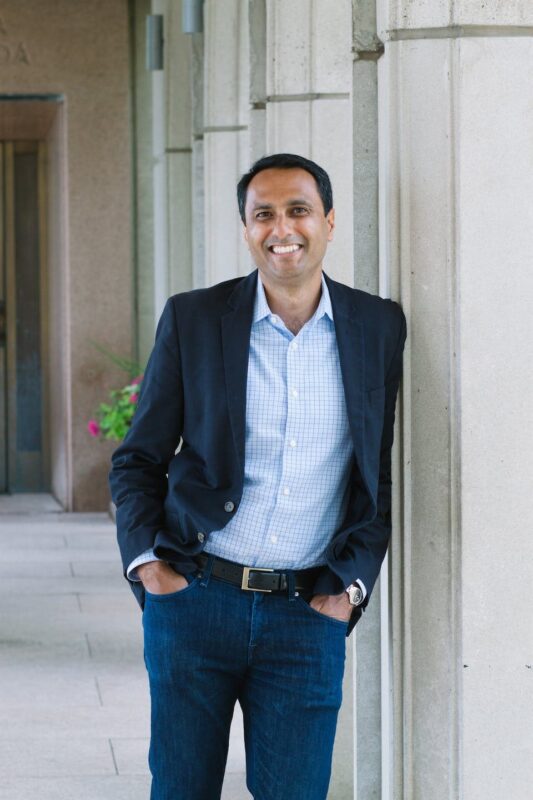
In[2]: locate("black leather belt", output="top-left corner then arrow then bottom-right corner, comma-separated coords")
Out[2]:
195,553 -> 320,595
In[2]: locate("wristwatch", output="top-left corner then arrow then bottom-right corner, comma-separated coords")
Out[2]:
345,582 -> 363,607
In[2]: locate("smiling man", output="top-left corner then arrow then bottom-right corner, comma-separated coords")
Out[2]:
110,153 -> 407,800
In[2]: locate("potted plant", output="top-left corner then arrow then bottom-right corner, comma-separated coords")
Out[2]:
87,345 -> 144,521
87,373 -> 143,442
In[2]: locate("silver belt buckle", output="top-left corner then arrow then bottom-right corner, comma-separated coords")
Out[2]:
241,566 -> 274,592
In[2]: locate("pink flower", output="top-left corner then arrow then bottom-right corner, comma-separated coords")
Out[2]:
130,393 -> 139,404
87,419 -> 100,437
131,374 -> 143,385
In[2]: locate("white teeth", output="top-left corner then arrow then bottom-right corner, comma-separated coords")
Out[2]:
271,244 -> 300,254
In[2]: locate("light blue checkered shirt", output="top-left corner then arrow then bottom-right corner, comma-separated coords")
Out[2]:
128,275 -> 364,592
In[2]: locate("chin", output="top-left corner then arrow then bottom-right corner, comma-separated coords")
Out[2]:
269,259 -> 305,273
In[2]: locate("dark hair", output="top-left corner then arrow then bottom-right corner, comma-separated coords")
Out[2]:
236,153 -> 333,223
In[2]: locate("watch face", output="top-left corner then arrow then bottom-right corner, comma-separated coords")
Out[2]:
348,585 -> 363,605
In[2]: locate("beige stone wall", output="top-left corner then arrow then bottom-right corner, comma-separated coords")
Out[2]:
379,1 -> 533,796
0,1 -> 132,510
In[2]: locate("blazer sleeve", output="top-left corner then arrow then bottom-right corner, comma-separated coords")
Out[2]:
355,303 -> 407,605
312,301 -> 407,621
109,298 -> 184,578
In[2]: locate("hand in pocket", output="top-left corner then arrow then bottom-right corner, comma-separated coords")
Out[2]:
138,562 -> 189,595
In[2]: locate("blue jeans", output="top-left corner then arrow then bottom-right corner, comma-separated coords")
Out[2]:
142,554 -> 348,800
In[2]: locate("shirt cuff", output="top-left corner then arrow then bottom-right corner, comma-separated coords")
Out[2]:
127,548 -> 164,581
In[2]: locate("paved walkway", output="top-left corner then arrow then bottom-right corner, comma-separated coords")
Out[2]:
0,495 -> 249,800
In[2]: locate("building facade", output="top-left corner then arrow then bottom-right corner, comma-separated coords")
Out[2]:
1,1 -> 532,797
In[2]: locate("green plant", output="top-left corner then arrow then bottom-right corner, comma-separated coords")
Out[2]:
87,342 -> 144,442
88,375 -> 143,442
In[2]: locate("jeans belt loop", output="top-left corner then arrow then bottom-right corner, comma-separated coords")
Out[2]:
199,553 -> 215,588
287,570 -> 297,603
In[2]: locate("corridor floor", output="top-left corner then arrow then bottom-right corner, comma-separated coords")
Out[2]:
0,495 -> 248,799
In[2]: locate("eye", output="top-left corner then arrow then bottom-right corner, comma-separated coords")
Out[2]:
291,206 -> 309,215
255,210 -> 272,220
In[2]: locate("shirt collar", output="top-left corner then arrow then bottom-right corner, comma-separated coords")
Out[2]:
253,273 -> 333,325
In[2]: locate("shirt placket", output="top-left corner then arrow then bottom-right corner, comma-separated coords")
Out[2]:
263,328 -> 305,555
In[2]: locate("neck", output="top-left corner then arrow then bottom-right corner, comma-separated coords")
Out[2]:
259,270 -> 323,335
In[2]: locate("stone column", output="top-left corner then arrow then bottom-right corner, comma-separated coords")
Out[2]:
353,4 -> 387,798
264,0 -> 354,287
151,0 -> 170,317
249,0 -> 267,162
203,0 -> 250,285
261,3 -> 356,796
377,1 -> 533,797
150,0 -> 195,319
131,0 -> 155,364
165,0 -> 194,298
191,29 -> 205,289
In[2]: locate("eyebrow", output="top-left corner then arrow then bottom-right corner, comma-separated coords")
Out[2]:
251,198 -> 313,211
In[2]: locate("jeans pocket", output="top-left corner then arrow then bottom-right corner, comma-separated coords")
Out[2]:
144,571 -> 201,602
295,594 -> 349,628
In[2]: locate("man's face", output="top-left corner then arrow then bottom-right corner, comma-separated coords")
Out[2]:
243,167 -> 335,287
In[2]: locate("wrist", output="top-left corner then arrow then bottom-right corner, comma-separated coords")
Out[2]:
137,561 -> 171,579
327,591 -> 352,606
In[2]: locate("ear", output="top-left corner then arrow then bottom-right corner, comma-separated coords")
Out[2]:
326,208 -> 335,242
243,223 -> 249,245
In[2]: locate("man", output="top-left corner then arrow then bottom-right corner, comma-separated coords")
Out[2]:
109,153 -> 407,800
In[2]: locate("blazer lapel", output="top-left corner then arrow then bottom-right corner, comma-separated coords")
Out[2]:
221,270 -> 258,476
324,273 -> 375,508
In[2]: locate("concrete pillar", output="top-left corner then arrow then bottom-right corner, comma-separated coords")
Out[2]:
133,0 -> 195,351
191,30 -> 206,289
260,3 -> 356,796
352,4 -> 386,799
165,0 -> 194,298
249,0 -> 267,162
151,0 -> 170,317
203,0 -> 250,285
131,0 -> 155,365
377,1 -> 533,796
151,0 -> 195,318
353,0 -> 382,295
264,0 -> 354,287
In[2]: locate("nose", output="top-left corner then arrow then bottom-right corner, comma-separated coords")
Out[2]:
271,213 -> 293,241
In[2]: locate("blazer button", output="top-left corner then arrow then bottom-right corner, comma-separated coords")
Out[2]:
197,532 -> 205,542
224,501 -> 235,513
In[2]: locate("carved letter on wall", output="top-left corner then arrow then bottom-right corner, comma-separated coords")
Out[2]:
0,42 -> 32,65
15,43 -> 30,64
0,14 -> 32,65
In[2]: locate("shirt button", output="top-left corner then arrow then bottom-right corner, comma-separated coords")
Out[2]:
289,439 -> 297,448
270,315 -> 277,324
224,501 -> 235,513
270,535 -> 278,543
290,341 -> 298,350
197,532 -> 205,542
282,487 -> 290,496
290,388 -> 298,398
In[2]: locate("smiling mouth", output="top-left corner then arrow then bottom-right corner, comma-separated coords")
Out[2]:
268,244 -> 303,255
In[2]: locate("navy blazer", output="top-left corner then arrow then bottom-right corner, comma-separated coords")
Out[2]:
109,270 -> 407,635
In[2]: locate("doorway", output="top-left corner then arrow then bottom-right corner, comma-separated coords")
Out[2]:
0,140 -> 49,492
